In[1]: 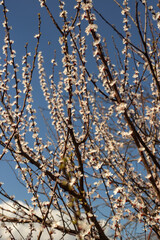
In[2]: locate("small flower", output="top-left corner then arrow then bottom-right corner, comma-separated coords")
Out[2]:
59,37 -> 64,45
39,0 -> 46,7
116,102 -> 127,113
59,10 -> 67,18
132,70 -> 139,78
81,2 -> 93,11
114,187 -> 124,195
145,174 -> 151,179
34,33 -> 41,39
0,182 -> 3,187
85,24 -> 98,35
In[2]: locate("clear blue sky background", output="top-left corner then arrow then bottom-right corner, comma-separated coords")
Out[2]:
0,0 -> 158,202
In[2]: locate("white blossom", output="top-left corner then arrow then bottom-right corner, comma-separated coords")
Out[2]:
85,24 -> 98,35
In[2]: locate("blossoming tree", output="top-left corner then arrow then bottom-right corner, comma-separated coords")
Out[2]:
0,0 -> 160,239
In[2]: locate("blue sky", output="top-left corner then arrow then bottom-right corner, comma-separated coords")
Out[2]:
0,0 -> 159,209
